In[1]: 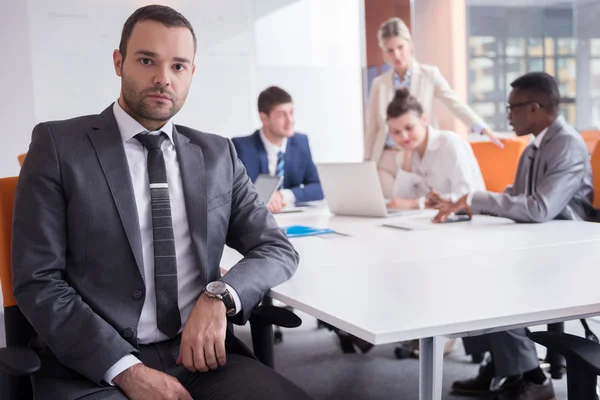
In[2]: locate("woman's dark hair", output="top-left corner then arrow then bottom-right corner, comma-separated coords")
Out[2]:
386,88 -> 424,119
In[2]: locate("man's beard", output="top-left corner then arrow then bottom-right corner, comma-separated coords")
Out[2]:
121,75 -> 181,122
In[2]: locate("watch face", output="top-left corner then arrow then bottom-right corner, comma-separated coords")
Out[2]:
206,281 -> 226,295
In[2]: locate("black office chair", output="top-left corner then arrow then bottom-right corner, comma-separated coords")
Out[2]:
530,330 -> 600,400
465,320 -> 598,379
0,176 -> 301,399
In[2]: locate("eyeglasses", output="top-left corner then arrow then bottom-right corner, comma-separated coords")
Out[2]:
505,101 -> 544,115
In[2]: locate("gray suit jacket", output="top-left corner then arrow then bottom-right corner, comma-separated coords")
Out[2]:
471,116 -> 597,223
11,105 -> 299,385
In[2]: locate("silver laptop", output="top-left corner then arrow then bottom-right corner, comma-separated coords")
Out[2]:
254,174 -> 283,204
317,161 -> 406,217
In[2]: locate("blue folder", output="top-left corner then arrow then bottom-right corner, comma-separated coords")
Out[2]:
284,225 -> 335,238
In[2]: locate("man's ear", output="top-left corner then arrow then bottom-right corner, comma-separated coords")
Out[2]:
113,49 -> 123,77
420,112 -> 429,126
259,112 -> 269,126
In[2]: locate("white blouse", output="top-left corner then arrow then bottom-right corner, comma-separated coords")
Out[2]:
392,127 -> 486,202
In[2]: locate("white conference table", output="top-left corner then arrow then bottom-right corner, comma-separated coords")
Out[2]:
220,206 -> 600,400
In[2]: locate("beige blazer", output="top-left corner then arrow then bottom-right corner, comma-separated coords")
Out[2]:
364,61 -> 488,166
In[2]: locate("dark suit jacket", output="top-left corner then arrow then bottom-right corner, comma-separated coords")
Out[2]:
472,116 -> 597,222
11,105 -> 299,386
232,130 -> 324,203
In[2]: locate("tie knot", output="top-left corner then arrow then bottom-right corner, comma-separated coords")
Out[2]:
136,132 -> 166,150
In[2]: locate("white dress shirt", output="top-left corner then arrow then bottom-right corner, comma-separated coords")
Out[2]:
392,127 -> 486,204
466,127 -> 548,206
103,101 -> 241,384
259,129 -> 296,205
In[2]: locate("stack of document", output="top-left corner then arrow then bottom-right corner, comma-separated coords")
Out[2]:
284,225 -> 336,238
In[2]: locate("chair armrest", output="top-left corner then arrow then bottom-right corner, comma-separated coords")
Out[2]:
529,331 -> 600,375
250,305 -> 302,328
0,346 -> 41,376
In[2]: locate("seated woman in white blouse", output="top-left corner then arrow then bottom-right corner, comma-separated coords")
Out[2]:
385,88 -> 486,210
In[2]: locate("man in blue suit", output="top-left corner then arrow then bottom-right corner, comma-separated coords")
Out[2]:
232,86 -> 323,213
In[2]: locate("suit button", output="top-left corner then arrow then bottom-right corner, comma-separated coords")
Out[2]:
132,289 -> 143,300
123,328 -> 134,339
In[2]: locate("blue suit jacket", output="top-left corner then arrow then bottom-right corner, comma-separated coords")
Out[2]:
232,130 -> 324,203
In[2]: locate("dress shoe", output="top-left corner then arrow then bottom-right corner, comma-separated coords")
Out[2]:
406,338 -> 457,358
451,362 -> 495,395
352,336 -> 374,354
498,379 -> 556,400
452,363 -> 520,396
335,331 -> 374,354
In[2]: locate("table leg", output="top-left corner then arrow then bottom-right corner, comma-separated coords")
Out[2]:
419,336 -> 446,400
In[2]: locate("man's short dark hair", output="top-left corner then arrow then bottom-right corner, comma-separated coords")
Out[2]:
119,5 -> 197,59
257,86 -> 293,115
510,72 -> 560,114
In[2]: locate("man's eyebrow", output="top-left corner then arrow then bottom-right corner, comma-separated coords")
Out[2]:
173,57 -> 192,64
134,50 -> 157,58
133,51 -> 191,64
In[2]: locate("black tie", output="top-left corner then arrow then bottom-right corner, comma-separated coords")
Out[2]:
136,132 -> 181,338
527,146 -> 538,196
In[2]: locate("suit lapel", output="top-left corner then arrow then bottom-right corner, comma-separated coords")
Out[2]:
409,62 -> 421,96
531,117 -> 565,193
253,130 -> 269,175
88,106 -> 145,279
173,127 -> 208,282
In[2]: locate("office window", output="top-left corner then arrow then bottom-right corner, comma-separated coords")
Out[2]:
467,6 -> 576,131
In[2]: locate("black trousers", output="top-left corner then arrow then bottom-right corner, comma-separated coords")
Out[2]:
31,333 -> 312,400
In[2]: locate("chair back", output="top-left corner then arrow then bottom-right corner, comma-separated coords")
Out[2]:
581,130 -> 600,154
0,177 -> 34,399
590,145 -> 600,209
471,137 -> 528,193
17,154 -> 26,167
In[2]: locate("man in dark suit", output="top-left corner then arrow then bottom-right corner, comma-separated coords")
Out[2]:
12,5 -> 310,400
232,86 -> 323,214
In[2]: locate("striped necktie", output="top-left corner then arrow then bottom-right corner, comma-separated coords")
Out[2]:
276,150 -> 285,181
135,132 -> 181,338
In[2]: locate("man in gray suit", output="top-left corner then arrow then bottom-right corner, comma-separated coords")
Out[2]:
432,72 -> 596,399
11,5 -> 311,400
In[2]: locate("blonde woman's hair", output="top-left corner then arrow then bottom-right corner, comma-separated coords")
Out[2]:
377,17 -> 411,48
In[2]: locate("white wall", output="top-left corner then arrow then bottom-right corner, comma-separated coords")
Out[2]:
0,0 -> 365,177
1,0 -> 36,177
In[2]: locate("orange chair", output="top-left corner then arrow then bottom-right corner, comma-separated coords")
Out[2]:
591,145 -> 600,209
581,130 -> 600,155
17,153 -> 26,167
471,137 -> 528,193
0,177 -> 40,399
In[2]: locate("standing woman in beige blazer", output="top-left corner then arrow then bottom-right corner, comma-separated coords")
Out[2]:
365,17 -> 503,197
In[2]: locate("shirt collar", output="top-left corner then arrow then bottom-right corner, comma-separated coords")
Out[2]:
112,100 -> 174,143
533,126 -> 549,148
425,126 -> 443,151
259,128 -> 287,153
393,68 -> 412,88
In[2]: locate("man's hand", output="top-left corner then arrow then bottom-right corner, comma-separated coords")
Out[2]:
267,191 -> 286,214
401,149 -> 413,172
432,194 -> 472,223
386,198 -> 418,210
425,192 -> 451,209
177,293 -> 227,373
113,364 -> 192,400
481,128 -> 504,148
